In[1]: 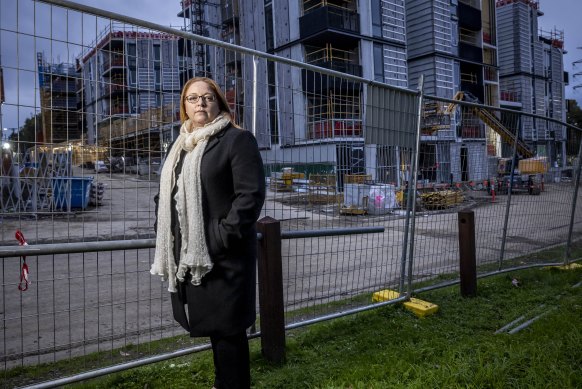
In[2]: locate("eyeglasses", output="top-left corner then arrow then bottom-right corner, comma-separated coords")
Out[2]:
185,94 -> 217,104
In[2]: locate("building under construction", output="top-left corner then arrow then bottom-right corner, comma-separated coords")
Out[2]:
497,0 -> 567,166
174,0 -> 566,185
178,0 -> 411,188
37,53 -> 81,145
406,0 -> 500,183
76,24 -> 182,161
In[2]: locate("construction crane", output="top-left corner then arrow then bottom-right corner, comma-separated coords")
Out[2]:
424,90 -> 534,158
474,108 -> 534,158
444,91 -> 464,114
421,91 -> 464,134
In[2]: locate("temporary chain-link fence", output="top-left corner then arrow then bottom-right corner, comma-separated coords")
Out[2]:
1,0 -> 581,387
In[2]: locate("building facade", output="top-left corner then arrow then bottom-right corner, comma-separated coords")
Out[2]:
178,0 -> 411,187
497,0 -> 567,166
177,0 -> 566,184
77,25 -> 182,157
37,53 -> 81,144
406,0 -> 500,183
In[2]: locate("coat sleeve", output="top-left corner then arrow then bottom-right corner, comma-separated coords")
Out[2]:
153,192 -> 159,234
209,130 -> 265,255
153,139 -> 176,234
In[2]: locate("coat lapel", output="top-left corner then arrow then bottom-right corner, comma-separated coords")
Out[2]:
203,125 -> 230,155
204,137 -> 220,155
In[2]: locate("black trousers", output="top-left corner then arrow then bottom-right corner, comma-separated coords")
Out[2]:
210,331 -> 250,389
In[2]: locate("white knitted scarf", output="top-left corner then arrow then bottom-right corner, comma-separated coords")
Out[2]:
150,113 -> 231,292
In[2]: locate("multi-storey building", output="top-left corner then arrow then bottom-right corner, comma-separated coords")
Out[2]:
497,0 -> 567,166
37,53 -> 81,144
406,0 -> 500,183
178,0 -> 565,183
178,0 -> 410,187
77,24 -> 182,155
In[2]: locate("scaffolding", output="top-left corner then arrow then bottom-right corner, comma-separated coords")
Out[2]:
37,53 -> 81,145
307,92 -> 362,139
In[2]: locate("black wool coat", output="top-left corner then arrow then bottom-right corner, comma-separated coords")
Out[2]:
156,124 -> 265,337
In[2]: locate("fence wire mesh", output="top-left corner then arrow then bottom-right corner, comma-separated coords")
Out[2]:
0,0 -> 581,386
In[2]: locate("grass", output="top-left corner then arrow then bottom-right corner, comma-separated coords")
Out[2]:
58,264 -> 582,389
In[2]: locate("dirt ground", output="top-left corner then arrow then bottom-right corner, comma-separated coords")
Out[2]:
1,171 -> 580,367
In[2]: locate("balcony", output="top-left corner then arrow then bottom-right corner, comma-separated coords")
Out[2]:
458,43 -> 483,62
305,60 -> 362,78
102,53 -> 124,76
308,119 -> 362,140
305,45 -> 361,77
301,69 -> 362,93
458,2 -> 482,31
299,6 -> 359,45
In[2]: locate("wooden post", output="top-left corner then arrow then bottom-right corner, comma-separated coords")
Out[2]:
458,210 -> 477,297
256,216 -> 285,364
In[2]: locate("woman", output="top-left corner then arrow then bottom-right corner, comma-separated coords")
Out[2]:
151,77 -> 265,389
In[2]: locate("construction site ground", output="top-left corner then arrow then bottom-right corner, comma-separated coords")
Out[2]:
0,169 -> 580,366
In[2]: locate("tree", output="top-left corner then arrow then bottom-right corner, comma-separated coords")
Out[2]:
10,113 -> 41,153
567,99 -> 582,128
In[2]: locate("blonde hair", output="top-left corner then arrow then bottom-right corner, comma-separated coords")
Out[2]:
179,77 -> 238,127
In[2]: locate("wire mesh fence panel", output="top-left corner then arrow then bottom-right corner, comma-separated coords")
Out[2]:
1,0 -> 581,386
420,95 -> 581,274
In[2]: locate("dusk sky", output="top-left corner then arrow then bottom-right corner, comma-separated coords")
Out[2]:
1,0 -> 581,130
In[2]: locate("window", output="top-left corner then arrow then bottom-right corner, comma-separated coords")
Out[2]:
153,44 -> 161,61
269,98 -> 279,145
127,43 -> 136,57
265,1 -> 278,145
267,61 -> 278,145
373,43 -> 384,82
265,3 -> 274,52
127,43 -> 137,86
371,0 -> 382,37
153,44 -> 161,90
154,66 -> 161,89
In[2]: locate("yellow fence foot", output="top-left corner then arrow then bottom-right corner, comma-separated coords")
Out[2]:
372,289 -> 439,318
552,262 -> 582,270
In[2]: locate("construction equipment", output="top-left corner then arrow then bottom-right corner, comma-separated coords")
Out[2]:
421,91 -> 464,135
420,190 -> 464,210
444,91 -> 464,114
490,157 -> 545,195
422,105 -> 450,134
474,108 -> 534,158
424,90 -> 536,158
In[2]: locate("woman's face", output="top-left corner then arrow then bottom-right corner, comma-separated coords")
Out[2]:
184,81 -> 221,127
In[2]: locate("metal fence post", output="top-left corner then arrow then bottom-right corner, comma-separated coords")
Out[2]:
458,210 -> 477,297
401,75 -> 424,295
252,55 -> 258,138
499,114 -> 520,270
564,136 -> 582,263
256,216 -> 286,364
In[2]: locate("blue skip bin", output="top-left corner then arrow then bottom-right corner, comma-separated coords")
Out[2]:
52,176 -> 94,210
